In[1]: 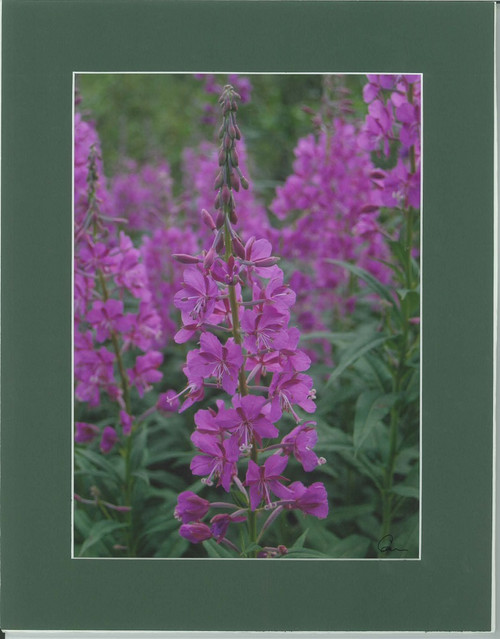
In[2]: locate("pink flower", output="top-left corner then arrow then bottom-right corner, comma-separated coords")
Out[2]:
175,491 -> 210,524
215,395 -> 278,451
179,522 -> 213,543
128,351 -> 163,398
174,266 -> 218,321
100,426 -> 118,454
75,422 -> 99,443
191,333 -> 243,394
245,455 -> 292,510
285,481 -> 329,519
190,434 -> 240,492
281,422 -> 321,471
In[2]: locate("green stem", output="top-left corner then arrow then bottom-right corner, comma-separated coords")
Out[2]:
223,219 -> 257,555
96,269 -> 134,555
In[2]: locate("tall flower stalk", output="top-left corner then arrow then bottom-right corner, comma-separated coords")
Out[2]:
172,85 -> 328,557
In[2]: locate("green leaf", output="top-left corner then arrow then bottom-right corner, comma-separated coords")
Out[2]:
283,548 -> 328,559
78,520 -> 128,557
241,542 -> 262,557
326,259 -> 399,311
353,391 -> 399,452
202,539 -> 235,558
391,485 -> 419,499
75,448 -> 124,484
290,528 -> 308,550
329,503 -> 375,524
326,333 -> 390,388
330,534 -> 372,558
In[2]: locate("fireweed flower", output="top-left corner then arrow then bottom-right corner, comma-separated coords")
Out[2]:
74,110 -> 166,549
175,491 -> 210,524
173,84 -> 328,556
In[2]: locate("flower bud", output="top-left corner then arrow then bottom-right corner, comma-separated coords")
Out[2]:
360,204 -> 379,213
179,522 -> 212,543
224,134 -> 232,150
229,209 -> 238,225
230,172 -> 240,192
230,149 -> 239,167
232,235 -> 246,259
214,171 -> 224,190
234,125 -> 241,140
222,185 -> 231,205
215,211 -> 225,229
204,247 -> 216,269
240,175 -> 249,190
218,124 -> 225,139
215,232 -> 225,254
228,123 -> 236,138
201,209 -> 216,231
214,191 -> 222,210
218,149 -> 226,166
231,100 -> 238,111
172,253 -> 201,264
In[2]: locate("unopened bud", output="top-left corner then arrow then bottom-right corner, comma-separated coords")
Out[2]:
230,172 -> 240,192
234,125 -> 241,140
214,171 -> 224,190
201,209 -> 216,231
223,99 -> 231,115
228,123 -> 236,138
230,149 -> 239,167
370,169 -> 386,180
204,247 -> 216,269
218,149 -> 226,166
229,209 -> 238,225
240,175 -> 249,190
172,253 -> 201,264
215,233 -> 225,254
231,100 -> 238,111
218,124 -> 225,139
224,134 -> 232,150
360,204 -> 379,213
214,192 -> 222,210
232,235 -> 246,259
215,210 -> 225,229
222,185 -> 231,205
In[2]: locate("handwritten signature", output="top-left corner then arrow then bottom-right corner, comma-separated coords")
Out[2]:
377,534 -> 407,554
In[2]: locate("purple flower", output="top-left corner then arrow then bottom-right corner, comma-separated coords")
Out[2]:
156,390 -> 180,413
100,426 -> 118,454
179,522 -> 213,543
86,299 -> 132,343
210,512 -> 246,543
75,422 -> 99,443
241,306 -> 289,354
190,434 -> 240,492
281,422 -> 321,471
216,395 -> 278,451
119,410 -> 133,436
285,481 -> 329,519
128,351 -> 163,398
174,491 -> 210,524
245,455 -> 292,510
174,266 -> 218,321
268,372 -> 317,422
192,333 -> 243,394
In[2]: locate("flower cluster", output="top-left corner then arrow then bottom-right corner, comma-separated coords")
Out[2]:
270,113 -> 393,329
172,85 -> 328,555
359,74 -> 421,212
194,74 -> 252,126
74,113 -> 163,454
110,158 -> 177,231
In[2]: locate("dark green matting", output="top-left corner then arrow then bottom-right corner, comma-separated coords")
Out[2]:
1,0 -> 494,632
